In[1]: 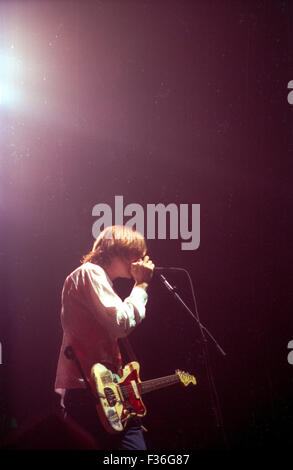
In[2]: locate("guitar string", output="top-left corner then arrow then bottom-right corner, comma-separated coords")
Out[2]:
102,372 -> 193,398
103,372 -> 192,397
116,377 -> 180,396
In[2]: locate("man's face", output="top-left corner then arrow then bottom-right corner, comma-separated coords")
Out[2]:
106,252 -> 146,281
117,248 -> 147,279
120,254 -> 144,279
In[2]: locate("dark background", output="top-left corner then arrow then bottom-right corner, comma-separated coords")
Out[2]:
0,0 -> 292,451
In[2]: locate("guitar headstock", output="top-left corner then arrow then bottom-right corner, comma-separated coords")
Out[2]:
175,370 -> 197,387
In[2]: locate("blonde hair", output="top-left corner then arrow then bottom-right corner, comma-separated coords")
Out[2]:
81,226 -> 146,267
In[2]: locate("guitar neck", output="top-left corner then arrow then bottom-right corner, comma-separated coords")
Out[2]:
139,373 -> 180,395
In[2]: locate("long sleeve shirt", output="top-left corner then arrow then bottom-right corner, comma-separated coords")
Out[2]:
54,262 -> 148,394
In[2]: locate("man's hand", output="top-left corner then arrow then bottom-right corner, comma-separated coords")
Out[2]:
130,256 -> 155,289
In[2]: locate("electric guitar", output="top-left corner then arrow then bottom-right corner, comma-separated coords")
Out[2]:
90,361 -> 196,433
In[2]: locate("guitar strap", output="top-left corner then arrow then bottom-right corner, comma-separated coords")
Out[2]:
119,337 -> 138,363
65,338 -> 137,380
64,345 -> 98,403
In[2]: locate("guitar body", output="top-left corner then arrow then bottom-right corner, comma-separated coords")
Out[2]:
91,361 -> 196,434
91,361 -> 146,434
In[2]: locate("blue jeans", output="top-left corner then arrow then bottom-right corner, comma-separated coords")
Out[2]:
63,388 -> 147,450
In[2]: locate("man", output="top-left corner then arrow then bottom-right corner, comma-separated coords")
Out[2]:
54,225 -> 155,450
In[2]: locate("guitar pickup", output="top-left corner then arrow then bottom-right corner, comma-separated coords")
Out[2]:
104,387 -> 117,407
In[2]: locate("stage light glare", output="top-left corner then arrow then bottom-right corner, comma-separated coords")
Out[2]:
0,83 -> 20,107
0,53 -> 21,77
0,53 -> 22,107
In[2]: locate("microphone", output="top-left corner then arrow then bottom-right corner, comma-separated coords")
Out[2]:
154,266 -> 178,272
153,267 -> 176,293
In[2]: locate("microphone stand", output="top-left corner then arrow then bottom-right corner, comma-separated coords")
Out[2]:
157,271 -> 229,449
159,274 -> 226,356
